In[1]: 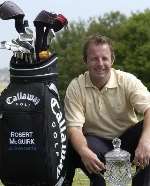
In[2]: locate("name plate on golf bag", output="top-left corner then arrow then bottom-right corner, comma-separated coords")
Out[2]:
0,55 -> 67,186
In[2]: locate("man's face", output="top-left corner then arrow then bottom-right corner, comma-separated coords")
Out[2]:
86,43 -> 112,85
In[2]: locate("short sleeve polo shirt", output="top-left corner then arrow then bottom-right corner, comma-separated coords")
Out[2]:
64,68 -> 150,139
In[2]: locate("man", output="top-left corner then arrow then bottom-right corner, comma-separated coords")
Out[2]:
64,34 -> 150,186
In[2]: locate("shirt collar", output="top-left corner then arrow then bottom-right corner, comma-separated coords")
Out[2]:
85,68 -> 118,89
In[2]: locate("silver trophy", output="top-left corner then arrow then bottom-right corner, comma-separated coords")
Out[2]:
103,138 -> 133,186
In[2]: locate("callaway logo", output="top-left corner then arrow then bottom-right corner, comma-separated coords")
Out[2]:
6,92 -> 40,106
50,97 -> 67,179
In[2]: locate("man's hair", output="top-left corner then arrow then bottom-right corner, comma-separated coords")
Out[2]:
83,34 -> 115,62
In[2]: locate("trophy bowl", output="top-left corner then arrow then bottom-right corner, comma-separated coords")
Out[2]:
103,138 -> 133,186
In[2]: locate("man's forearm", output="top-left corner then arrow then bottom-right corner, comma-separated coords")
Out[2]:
67,127 -> 88,156
67,126 -> 106,173
134,108 -> 150,167
141,108 -> 150,139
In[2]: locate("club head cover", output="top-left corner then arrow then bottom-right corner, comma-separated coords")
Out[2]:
0,1 -> 24,20
33,10 -> 57,61
0,1 -> 25,33
53,14 -> 68,32
33,10 -> 68,31
33,10 -> 57,27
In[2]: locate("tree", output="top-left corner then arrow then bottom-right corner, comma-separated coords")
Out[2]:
52,10 -> 150,99
114,10 -> 150,89
54,21 -> 87,98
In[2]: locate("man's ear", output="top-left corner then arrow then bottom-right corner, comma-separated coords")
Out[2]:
83,57 -> 87,64
111,54 -> 115,65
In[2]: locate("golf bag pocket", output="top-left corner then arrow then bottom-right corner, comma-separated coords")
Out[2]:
0,111 -> 48,184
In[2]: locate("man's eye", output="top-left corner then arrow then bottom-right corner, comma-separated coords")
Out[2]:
102,57 -> 108,61
91,57 -> 98,62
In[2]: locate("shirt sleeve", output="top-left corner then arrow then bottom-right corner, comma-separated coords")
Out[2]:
125,73 -> 150,114
64,79 -> 85,128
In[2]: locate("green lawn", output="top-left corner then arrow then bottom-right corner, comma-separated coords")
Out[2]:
72,168 -> 132,186
73,169 -> 90,186
0,83 -> 7,93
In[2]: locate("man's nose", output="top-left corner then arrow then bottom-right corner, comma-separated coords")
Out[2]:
97,58 -> 103,66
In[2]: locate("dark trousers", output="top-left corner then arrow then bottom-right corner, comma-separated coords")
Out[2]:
63,121 -> 150,186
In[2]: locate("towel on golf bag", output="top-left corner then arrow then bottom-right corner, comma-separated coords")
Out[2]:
0,54 -> 67,186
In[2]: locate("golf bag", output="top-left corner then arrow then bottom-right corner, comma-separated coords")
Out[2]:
0,54 -> 67,186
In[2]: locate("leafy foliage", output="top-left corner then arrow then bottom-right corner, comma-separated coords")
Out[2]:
52,10 -> 150,99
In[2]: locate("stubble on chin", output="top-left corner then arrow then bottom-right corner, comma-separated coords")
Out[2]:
90,71 -> 111,89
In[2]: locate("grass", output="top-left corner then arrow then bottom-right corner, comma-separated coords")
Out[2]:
73,169 -> 90,186
0,83 -> 7,93
72,168 -> 133,186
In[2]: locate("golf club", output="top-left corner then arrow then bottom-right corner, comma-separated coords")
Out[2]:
34,10 -> 68,62
0,1 -> 25,33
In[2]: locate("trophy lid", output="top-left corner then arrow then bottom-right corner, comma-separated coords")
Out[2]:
105,138 -> 130,161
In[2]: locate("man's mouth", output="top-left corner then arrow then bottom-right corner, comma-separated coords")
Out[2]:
94,69 -> 105,74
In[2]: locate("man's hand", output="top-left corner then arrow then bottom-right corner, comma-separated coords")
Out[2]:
134,137 -> 150,168
134,108 -> 150,168
68,127 -> 105,174
80,146 -> 105,174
